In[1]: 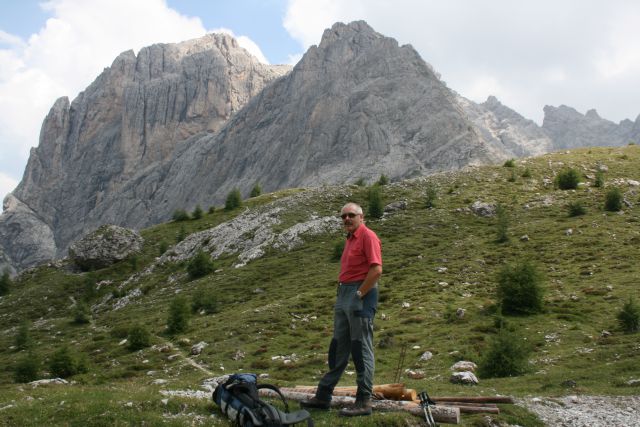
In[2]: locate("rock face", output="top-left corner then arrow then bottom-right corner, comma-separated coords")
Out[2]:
461,96 -> 553,157
542,105 -> 640,149
68,224 -> 143,270
1,33 -> 289,272
1,21 -> 639,274
129,21 -> 503,219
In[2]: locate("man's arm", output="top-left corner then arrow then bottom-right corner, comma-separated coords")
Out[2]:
358,264 -> 382,298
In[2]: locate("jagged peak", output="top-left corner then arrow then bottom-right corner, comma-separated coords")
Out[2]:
585,109 -> 600,119
318,20 -> 389,50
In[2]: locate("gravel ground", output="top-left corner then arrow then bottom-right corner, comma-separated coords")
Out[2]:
518,395 -> 640,426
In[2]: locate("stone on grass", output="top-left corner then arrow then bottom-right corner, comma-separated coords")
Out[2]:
191,342 -> 207,355
451,361 -> 477,372
68,225 -> 143,270
419,351 -> 433,362
450,371 -> 479,385
470,201 -> 496,217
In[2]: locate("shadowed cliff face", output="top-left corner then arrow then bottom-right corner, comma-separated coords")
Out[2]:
1,33 -> 290,271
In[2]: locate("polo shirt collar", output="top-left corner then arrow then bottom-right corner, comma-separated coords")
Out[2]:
347,223 -> 367,239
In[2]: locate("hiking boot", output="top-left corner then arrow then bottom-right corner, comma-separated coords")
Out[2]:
339,398 -> 372,417
300,396 -> 330,410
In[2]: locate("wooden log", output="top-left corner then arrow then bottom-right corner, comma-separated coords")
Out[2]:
293,384 -> 417,401
429,396 -> 515,404
261,389 -> 460,424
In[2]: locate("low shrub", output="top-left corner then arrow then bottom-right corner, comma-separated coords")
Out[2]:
192,205 -> 203,220
617,297 -> 640,333
377,174 -> 389,186
73,302 -> 91,324
331,239 -> 345,262
49,346 -> 89,378
354,177 -> 366,186
495,204 -> 509,243
250,183 -> 262,198
594,171 -> 605,188
497,260 -> 544,315
0,268 -> 11,295
187,250 -> 215,280
367,185 -> 384,219
425,183 -> 437,209
167,296 -> 190,334
604,187 -> 623,211
225,189 -> 242,211
521,168 -> 532,178
158,240 -> 169,256
567,201 -> 586,217
555,168 -> 581,190
14,353 -> 40,383
172,209 -> 190,221
127,324 -> 151,351
15,320 -> 32,351
192,288 -> 219,314
478,327 -> 532,378
503,159 -> 515,167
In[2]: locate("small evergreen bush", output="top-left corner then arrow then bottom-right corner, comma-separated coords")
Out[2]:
167,296 -> 190,334
478,326 -> 532,378
0,268 -> 11,295
192,205 -> 203,220
594,171 -> 605,188
208,206 -> 216,214
425,183 -> 437,209
73,302 -> 91,324
331,239 -> 345,262
158,240 -> 169,256
377,174 -> 389,186
175,225 -> 187,243
503,159 -> 515,168
191,288 -> 219,314
354,177 -> 366,186
497,260 -> 544,315
127,324 -> 151,351
495,204 -> 509,243
187,250 -> 214,280
617,297 -> 640,333
521,168 -> 532,178
172,209 -> 190,221
567,201 -> 586,217
82,274 -> 97,302
507,170 -> 517,182
225,189 -> 242,211
49,346 -> 89,378
604,187 -> 623,211
367,185 -> 384,219
15,320 -> 32,351
555,168 -> 581,190
13,352 -> 40,383
250,183 -> 262,198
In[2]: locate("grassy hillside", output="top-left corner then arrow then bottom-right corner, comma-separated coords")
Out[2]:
1,146 -> 639,426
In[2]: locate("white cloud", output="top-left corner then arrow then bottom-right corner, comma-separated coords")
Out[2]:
283,0 -> 640,124
0,0 -> 209,183
0,172 -> 18,202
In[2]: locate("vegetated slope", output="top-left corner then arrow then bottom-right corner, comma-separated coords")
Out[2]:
1,146 -> 639,426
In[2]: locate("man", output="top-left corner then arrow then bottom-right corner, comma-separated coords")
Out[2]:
301,202 -> 382,417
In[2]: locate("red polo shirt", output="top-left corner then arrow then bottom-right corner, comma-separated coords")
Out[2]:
339,223 -> 382,283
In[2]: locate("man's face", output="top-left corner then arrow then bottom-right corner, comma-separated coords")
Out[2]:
341,207 -> 363,234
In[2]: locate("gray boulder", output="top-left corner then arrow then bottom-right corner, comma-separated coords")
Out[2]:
470,201 -> 496,217
68,225 -> 143,270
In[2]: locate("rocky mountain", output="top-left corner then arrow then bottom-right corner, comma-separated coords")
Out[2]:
0,33 -> 290,273
459,95 -> 553,158
542,105 -> 640,149
1,21 -> 638,274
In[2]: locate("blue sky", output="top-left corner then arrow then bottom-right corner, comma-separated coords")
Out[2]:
1,0 -> 640,200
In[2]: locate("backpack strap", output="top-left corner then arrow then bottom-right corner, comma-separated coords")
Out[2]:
256,384 -> 290,413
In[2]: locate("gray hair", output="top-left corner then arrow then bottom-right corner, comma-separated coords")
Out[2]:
341,202 -> 363,215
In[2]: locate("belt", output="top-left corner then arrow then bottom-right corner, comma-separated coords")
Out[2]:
339,281 -> 363,286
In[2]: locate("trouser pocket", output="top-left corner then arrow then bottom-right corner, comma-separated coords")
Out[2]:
354,287 -> 378,318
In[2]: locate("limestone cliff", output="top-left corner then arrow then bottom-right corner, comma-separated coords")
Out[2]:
1,33 -> 290,271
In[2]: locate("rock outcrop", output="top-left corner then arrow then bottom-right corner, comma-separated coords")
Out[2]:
542,105 -> 640,149
461,95 -> 553,157
1,33 -> 289,272
68,224 -> 144,270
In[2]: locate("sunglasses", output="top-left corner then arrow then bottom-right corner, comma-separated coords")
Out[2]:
340,212 -> 359,219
